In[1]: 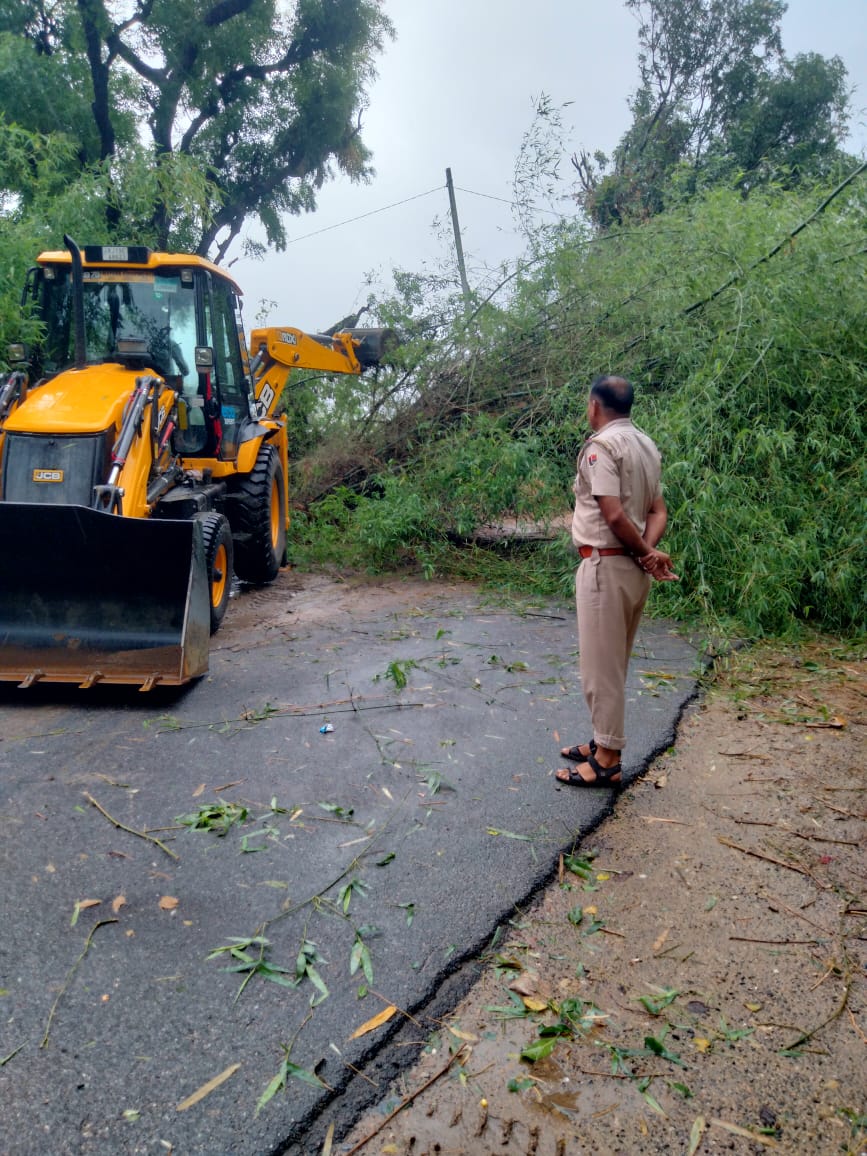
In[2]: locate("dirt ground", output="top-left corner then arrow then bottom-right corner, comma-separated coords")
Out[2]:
334,633 -> 867,1156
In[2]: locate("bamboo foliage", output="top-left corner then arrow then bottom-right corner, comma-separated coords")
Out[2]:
297,173 -> 865,637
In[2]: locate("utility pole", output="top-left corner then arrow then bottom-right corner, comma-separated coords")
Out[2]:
445,167 -> 472,311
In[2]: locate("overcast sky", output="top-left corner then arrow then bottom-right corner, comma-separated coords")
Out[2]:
232,0 -> 867,332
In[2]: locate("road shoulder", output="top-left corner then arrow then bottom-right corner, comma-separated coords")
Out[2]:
337,640 -> 866,1156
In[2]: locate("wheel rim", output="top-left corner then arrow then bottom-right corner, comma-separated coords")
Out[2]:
211,542 -> 228,608
269,478 -> 280,551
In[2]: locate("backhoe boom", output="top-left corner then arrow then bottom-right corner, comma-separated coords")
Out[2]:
247,325 -> 392,420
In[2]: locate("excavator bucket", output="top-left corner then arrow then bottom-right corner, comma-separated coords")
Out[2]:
0,504 -> 210,689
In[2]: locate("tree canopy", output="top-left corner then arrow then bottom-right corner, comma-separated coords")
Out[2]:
573,0 -> 852,228
0,0 -> 392,256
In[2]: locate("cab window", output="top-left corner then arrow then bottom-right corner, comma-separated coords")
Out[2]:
203,276 -> 250,459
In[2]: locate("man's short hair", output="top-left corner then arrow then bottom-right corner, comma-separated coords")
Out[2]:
590,374 -> 634,416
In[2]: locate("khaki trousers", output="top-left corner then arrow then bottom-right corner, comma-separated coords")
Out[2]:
575,553 -> 651,751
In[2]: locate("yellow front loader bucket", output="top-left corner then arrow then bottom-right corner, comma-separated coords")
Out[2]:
0,504 -> 210,689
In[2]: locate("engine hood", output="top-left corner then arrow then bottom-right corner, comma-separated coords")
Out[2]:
4,363 -> 145,436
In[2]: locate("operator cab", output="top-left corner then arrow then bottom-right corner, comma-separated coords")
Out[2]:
24,245 -> 254,461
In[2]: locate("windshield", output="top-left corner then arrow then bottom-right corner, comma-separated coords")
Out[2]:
39,267 -> 198,382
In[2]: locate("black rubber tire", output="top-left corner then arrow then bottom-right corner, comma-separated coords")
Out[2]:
232,443 -> 287,584
199,512 -> 233,634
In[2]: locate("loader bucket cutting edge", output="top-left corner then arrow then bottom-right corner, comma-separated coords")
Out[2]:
0,504 -> 210,688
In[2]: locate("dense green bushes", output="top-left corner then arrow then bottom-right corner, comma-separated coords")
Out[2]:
295,175 -> 866,638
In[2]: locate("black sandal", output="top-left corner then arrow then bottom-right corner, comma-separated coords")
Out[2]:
556,752 -> 622,789
560,739 -> 596,762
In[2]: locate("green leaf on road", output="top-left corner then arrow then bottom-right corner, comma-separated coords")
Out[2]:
520,1036 -> 558,1063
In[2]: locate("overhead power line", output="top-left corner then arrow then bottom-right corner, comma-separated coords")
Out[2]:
456,185 -> 566,218
455,186 -> 515,207
282,177 -> 570,249
284,185 -> 444,245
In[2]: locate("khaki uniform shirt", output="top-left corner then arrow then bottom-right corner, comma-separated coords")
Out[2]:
571,418 -> 663,549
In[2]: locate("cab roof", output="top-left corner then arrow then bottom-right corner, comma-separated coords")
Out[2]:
36,246 -> 243,295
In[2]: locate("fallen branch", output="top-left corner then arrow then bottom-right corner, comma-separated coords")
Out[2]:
574,1067 -> 635,1081
152,698 -> 432,734
41,919 -> 118,1048
262,790 -> 414,935
0,1043 -> 24,1067
733,819 -> 859,848
344,1045 -> 468,1155
729,936 -> 820,945
717,836 -> 814,881
273,701 -> 431,719
84,793 -> 179,860
641,816 -> 689,825
341,1059 -> 379,1088
810,963 -> 838,992
848,1007 -> 867,1045
782,974 -> 855,1052
820,800 -> 867,821
763,894 -> 833,936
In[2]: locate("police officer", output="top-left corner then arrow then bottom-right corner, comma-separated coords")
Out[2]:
556,375 -> 678,789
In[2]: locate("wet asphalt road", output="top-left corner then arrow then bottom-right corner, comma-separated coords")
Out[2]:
0,575 -> 700,1154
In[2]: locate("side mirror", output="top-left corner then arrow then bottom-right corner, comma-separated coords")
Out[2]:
7,343 -> 28,365
194,346 -> 215,370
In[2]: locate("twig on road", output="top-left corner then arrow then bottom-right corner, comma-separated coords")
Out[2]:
84,792 -> 179,860
41,919 -> 118,1048
344,1045 -> 469,1155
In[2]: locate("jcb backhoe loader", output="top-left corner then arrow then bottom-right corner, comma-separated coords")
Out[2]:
0,237 -> 391,690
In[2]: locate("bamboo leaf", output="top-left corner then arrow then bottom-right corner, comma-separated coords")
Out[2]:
256,1065 -> 287,1114
305,965 -> 329,1006
687,1116 -> 707,1156
638,988 -> 680,1015
176,1063 -> 241,1112
283,1060 -> 328,1090
520,1036 -> 558,1063
349,1005 -> 397,1040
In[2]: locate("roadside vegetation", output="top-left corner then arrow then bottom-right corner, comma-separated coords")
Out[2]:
282,0 -> 865,639
289,167 -> 866,639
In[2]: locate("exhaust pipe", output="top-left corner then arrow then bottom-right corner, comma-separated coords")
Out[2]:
64,235 -> 87,370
